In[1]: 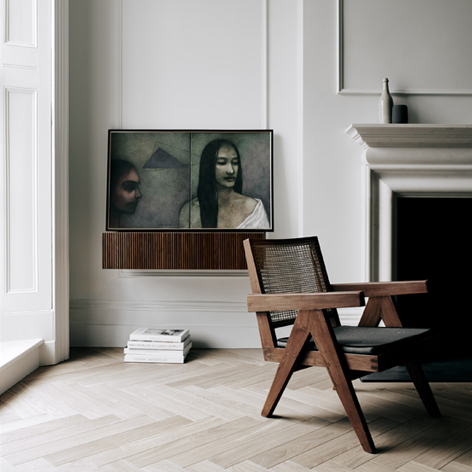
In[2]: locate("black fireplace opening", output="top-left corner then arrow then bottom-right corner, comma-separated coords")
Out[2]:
395,197 -> 472,360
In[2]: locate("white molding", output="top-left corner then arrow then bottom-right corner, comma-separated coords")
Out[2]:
346,124 -> 472,149
339,88 -> 472,96
296,0 -> 304,236
4,86 -> 39,295
261,0 -> 268,129
70,299 -> 258,348
118,0 -> 268,130
70,299 -> 248,315
360,164 -> 371,282
118,0 -> 123,128
3,63 -> 38,71
0,339 -> 43,394
337,0 -> 472,96
336,0 -> 344,94
347,124 -> 472,281
52,0 -> 69,364
71,323 -> 261,349
5,0 -> 38,48
70,299 -> 365,346
0,309 -> 54,343
0,0 -> 68,366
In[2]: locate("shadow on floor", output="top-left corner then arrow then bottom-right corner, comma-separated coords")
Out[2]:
361,356 -> 472,382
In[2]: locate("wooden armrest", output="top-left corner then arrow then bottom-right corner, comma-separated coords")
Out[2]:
247,291 -> 365,312
331,280 -> 428,297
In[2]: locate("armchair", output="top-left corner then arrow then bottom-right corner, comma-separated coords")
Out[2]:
243,236 -> 440,453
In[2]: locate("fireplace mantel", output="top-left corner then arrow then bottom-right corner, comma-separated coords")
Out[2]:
347,124 -> 472,282
346,124 -> 472,149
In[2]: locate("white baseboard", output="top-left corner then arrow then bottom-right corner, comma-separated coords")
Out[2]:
70,300 -> 364,349
70,299 -> 261,348
0,339 -> 43,395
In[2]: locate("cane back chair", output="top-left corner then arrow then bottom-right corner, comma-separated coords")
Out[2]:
243,236 -> 440,454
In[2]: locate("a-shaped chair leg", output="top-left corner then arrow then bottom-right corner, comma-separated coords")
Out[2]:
405,360 -> 441,417
327,371 -> 376,453
262,319 -> 310,417
307,310 -> 377,454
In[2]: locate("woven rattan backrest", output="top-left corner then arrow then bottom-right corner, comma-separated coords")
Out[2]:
249,237 -> 335,326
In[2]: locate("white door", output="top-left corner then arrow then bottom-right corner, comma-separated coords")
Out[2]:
0,0 -> 69,364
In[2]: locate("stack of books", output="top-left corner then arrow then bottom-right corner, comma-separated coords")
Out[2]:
124,328 -> 192,364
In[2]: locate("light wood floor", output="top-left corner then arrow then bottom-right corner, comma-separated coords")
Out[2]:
1,348 -> 472,471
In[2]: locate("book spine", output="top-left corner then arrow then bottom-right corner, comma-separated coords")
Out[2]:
129,335 -> 187,342
124,354 -> 186,364
124,345 -> 191,356
127,341 -> 187,350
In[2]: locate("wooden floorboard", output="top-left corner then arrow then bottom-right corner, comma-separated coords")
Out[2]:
1,347 -> 471,471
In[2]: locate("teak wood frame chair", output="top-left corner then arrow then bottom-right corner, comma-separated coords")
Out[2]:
243,236 -> 440,453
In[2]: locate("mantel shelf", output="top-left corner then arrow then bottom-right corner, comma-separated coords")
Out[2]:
346,124 -> 472,149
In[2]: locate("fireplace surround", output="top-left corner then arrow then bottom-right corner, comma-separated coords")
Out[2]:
347,124 -> 472,357
346,124 -> 472,282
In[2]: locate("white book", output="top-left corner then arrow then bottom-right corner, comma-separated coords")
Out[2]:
124,352 -> 189,364
127,336 -> 191,350
129,328 -> 190,342
124,343 -> 192,357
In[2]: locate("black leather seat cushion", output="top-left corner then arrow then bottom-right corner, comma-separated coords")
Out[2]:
277,326 -> 432,355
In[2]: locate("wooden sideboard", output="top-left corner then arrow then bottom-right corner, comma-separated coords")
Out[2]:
102,232 -> 265,270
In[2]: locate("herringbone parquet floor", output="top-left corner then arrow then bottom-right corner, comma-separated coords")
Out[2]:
1,348 -> 472,471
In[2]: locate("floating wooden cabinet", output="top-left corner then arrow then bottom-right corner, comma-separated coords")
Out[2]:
102,232 -> 265,270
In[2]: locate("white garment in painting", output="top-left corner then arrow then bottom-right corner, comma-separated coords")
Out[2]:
237,199 -> 269,229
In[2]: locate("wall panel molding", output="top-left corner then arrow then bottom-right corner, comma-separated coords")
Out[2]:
3,63 -> 38,71
336,0 -> 344,95
5,0 -> 38,47
120,0 -> 268,129
4,86 -> 38,294
0,309 -> 55,342
337,0 -> 472,96
260,0 -> 268,129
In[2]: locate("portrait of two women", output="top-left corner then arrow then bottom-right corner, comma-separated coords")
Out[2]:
107,130 -> 272,232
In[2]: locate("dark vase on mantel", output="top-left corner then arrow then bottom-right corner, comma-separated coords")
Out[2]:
392,104 -> 408,124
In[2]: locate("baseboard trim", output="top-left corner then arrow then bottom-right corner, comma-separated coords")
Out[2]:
69,300 -> 364,348
70,298 -> 259,348
0,339 -> 43,394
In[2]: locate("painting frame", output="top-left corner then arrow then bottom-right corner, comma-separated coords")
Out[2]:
106,129 -> 273,232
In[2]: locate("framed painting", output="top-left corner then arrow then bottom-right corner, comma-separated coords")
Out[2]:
106,130 -> 273,232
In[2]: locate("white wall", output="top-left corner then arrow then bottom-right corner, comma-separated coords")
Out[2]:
302,0 -> 472,285
69,0 -> 472,348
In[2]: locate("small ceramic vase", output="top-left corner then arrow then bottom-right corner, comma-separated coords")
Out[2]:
378,78 -> 394,124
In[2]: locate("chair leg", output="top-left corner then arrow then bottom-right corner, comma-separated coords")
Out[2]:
307,310 -> 377,454
262,361 -> 295,417
262,319 -> 310,417
405,361 -> 441,418
329,373 -> 376,453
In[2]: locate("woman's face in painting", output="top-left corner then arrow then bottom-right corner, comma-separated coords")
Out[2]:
215,144 -> 239,189
111,168 -> 142,214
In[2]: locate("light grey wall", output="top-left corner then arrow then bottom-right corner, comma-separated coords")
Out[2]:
301,0 -> 472,287
69,0 -> 472,347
